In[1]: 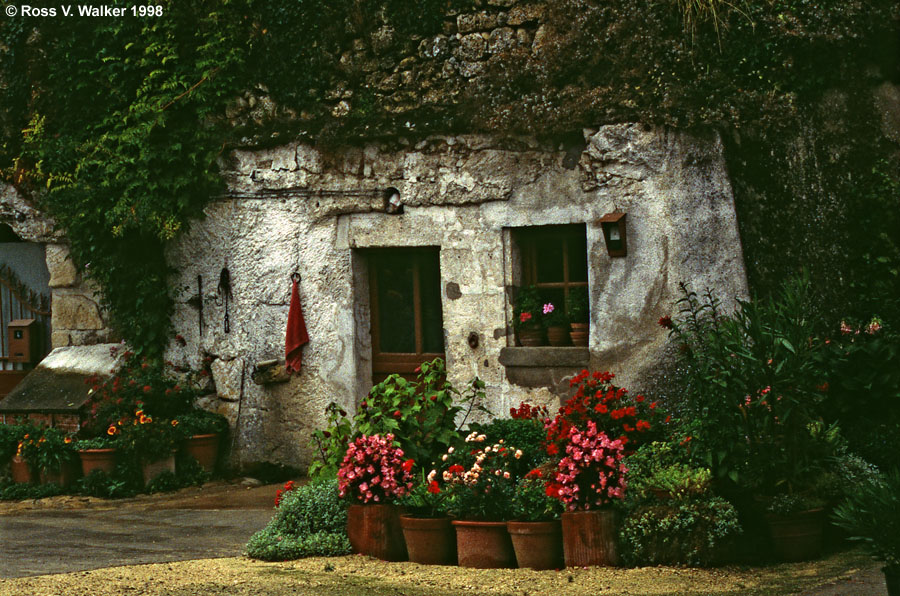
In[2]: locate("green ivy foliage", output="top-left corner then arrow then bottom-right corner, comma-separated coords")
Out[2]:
0,0 -> 897,351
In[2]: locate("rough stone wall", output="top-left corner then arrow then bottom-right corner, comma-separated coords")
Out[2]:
167,123 -> 748,469
0,184 -> 116,350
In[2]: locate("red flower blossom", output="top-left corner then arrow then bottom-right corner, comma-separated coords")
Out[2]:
142,385 -> 152,393
427,481 -> 440,495
658,316 -> 673,329
447,464 -> 465,475
402,459 -> 415,473
519,312 -> 532,323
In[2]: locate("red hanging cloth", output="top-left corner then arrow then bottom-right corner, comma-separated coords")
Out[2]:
285,278 -> 309,373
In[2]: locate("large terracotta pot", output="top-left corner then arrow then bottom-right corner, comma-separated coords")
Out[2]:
10,455 -> 33,484
39,461 -> 80,487
517,328 -> 545,347
452,520 -> 517,568
569,323 -> 589,347
142,454 -> 176,487
507,520 -> 564,570
546,326 -> 570,346
182,433 -> 220,474
764,508 -> 825,562
78,448 -> 117,477
561,509 -> 619,567
399,515 -> 457,565
347,504 -> 408,561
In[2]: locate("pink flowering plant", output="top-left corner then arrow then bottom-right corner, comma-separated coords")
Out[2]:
542,301 -> 569,328
552,420 -> 628,511
337,433 -> 414,504
442,432 -> 523,520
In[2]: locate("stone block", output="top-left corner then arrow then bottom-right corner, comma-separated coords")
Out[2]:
51,293 -> 104,330
211,357 -> 244,402
46,244 -> 78,288
488,27 -> 516,53
457,11 -> 498,33
508,3 -> 544,26
457,33 -> 487,62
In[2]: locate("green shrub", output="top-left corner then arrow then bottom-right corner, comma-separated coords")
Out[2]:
0,424 -> 34,468
619,496 -> 743,566
246,477 -> 350,561
245,529 -> 351,562
0,479 -> 65,501
832,469 -> 900,570
467,416 -> 548,473
309,358 -> 486,478
76,469 -> 136,499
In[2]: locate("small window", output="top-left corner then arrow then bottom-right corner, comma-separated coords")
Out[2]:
513,224 -> 588,318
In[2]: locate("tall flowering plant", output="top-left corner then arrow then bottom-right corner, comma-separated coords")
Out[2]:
545,370 -> 662,457
551,421 -> 628,511
337,434 -> 414,504
513,285 -> 543,330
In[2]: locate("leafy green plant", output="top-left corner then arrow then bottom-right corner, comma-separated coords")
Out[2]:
0,424 -> 35,467
832,470 -> 900,571
174,409 -> 229,437
663,273 -> 837,494
541,301 -> 569,328
398,468 -> 449,518
116,412 -> 181,464
442,433 -> 520,521
619,496 -> 743,566
565,287 -> 590,324
468,412 -> 548,474
513,285 -> 543,330
31,428 -> 78,474
72,436 -> 118,451
246,477 -> 351,561
309,358 -> 485,478
76,469 -> 135,499
511,471 -> 563,522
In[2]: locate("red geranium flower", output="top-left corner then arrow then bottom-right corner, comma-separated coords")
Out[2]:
402,459 -> 415,473
427,480 -> 440,495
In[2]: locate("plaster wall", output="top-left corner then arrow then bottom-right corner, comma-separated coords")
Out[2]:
166,123 -> 749,469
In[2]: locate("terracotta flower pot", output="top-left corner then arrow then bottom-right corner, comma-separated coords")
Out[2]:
142,454 -> 176,487
569,323 -> 589,347
764,508 -> 825,562
507,520 -> 564,570
10,456 -> 33,484
546,326 -> 570,346
453,520 -> 517,568
181,433 -> 220,474
39,461 -> 80,487
561,509 -> 619,567
517,328 -> 545,347
78,448 -> 117,477
400,515 -> 457,565
347,504 -> 408,561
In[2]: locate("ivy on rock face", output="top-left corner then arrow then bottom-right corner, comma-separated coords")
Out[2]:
0,0 -> 896,351
5,3 -> 250,352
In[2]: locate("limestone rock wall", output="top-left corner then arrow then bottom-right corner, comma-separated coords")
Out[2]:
167,123 -> 749,469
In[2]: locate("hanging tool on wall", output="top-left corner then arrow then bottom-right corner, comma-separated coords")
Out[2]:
186,274 -> 204,336
217,267 -> 232,333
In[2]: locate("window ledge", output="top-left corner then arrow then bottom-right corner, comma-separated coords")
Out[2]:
498,347 -> 589,391
498,346 -> 589,368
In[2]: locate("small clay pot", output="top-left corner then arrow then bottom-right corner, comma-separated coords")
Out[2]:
453,520 -> 517,568
400,515 -> 457,565
507,520 -> 563,570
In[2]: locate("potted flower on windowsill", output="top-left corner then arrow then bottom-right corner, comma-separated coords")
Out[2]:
338,433 -> 414,561
507,467 -> 564,569
513,285 -> 544,346
565,287 -> 589,346
398,467 -> 456,565
174,409 -> 228,474
444,432 -> 520,568
542,302 -> 570,346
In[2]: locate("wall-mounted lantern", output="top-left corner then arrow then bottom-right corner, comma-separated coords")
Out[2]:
599,212 -> 627,257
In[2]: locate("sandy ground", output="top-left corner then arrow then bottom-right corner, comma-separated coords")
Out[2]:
0,481 -> 888,596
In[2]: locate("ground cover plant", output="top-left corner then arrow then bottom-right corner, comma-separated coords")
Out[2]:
245,477 -> 351,561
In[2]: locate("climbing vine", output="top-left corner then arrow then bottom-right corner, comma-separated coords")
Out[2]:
0,0 -> 897,351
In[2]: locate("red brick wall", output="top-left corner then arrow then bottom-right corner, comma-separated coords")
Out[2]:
0,412 -> 82,432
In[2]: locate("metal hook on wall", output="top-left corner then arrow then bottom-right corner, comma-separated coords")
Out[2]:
291,271 -> 301,284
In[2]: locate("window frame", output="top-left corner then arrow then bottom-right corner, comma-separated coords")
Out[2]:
515,224 -> 588,319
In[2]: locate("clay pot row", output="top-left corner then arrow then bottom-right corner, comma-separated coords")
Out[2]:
347,505 -> 618,570
518,323 -> 589,347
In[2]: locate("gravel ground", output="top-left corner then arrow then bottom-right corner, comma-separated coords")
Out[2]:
0,549 -> 886,596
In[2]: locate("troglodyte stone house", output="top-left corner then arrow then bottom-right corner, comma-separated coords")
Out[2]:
0,0 -> 768,470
